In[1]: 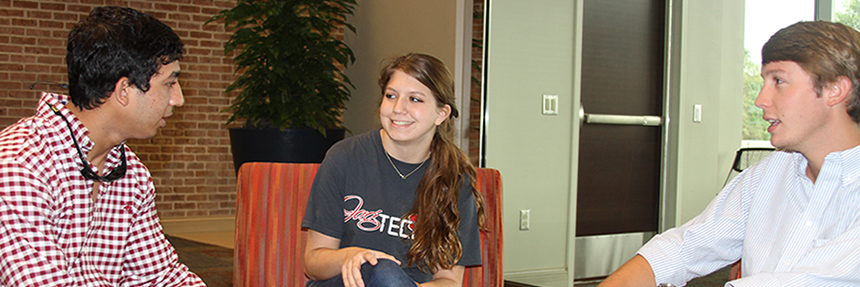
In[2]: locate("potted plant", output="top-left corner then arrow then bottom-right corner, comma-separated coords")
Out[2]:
208,0 -> 357,173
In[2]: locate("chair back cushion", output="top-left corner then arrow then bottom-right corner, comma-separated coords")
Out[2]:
235,162 -> 503,287
235,162 -> 318,287
464,168 -> 504,286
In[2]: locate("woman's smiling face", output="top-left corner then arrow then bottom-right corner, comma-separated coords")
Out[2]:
379,69 -> 451,149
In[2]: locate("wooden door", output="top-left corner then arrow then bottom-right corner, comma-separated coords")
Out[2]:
577,0 -> 665,237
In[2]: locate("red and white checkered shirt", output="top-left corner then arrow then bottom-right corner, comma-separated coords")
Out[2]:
0,92 -> 205,286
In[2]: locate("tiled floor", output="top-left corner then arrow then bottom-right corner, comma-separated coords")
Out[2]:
166,234 -> 233,287
170,231 -> 234,249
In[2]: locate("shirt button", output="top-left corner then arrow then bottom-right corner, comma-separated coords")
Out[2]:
82,247 -> 88,253
806,221 -> 812,227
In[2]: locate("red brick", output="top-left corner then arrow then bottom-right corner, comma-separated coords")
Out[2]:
13,1 -> 39,9
0,63 -> 24,71
154,3 -> 178,11
40,3 -> 65,11
0,9 -> 25,17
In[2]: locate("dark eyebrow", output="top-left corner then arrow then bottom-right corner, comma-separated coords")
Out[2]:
169,71 -> 181,78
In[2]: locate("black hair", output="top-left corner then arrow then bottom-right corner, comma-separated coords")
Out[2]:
66,6 -> 184,109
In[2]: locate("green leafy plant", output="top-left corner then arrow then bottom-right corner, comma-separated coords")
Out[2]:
208,0 -> 357,133
742,49 -> 769,141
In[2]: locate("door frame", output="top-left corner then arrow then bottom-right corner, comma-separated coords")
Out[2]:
659,0 -> 681,233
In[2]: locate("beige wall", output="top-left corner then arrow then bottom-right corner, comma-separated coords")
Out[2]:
484,0 -> 577,284
671,0 -> 744,224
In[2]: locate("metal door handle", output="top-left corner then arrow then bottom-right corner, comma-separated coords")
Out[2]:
579,105 -> 662,126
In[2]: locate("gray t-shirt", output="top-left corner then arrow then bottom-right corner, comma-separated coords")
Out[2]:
302,129 -> 482,283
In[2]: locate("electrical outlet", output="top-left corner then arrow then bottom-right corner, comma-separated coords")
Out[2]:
520,209 -> 530,230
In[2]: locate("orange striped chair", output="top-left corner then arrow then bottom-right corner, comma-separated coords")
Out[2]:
234,162 -> 504,287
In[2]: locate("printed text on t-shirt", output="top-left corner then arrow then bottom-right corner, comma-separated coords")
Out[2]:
343,195 -> 414,239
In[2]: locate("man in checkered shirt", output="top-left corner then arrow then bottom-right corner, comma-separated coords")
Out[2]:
0,6 -> 206,286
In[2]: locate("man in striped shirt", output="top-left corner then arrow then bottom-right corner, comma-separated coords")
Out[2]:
0,6 -> 205,286
600,21 -> 860,286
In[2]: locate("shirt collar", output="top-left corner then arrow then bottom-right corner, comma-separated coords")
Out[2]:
38,92 -> 95,153
792,144 -> 860,185
827,144 -> 860,184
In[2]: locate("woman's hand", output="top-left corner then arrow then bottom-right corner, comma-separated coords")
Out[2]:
340,247 -> 401,287
305,230 -> 406,287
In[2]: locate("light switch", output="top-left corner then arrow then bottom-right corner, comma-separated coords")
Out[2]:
693,104 -> 702,123
542,95 -> 559,115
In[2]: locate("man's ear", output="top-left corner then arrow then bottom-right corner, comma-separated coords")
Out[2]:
826,76 -> 853,107
112,77 -> 132,107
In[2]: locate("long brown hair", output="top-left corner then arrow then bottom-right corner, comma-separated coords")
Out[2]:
378,53 -> 486,273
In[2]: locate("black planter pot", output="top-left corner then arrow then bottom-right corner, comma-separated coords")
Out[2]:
229,127 -> 345,173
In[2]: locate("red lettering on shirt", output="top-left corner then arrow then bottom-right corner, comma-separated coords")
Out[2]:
342,195 -> 416,238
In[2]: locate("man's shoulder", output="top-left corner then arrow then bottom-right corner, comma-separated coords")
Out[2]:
0,117 -> 50,158
119,146 -> 153,186
0,118 -> 58,187
743,150 -> 798,175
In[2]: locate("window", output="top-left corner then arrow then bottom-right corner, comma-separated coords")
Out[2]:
834,0 -> 860,29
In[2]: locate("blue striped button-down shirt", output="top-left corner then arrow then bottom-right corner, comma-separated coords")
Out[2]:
640,145 -> 860,286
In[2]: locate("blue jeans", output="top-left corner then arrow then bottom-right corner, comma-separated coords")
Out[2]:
306,259 -> 417,287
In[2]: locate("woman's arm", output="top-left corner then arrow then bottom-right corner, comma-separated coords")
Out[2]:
304,230 -> 402,287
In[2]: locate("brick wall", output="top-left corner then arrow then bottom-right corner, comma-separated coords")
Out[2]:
0,0 -> 238,219
469,0 -> 484,166
0,0 -> 486,220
